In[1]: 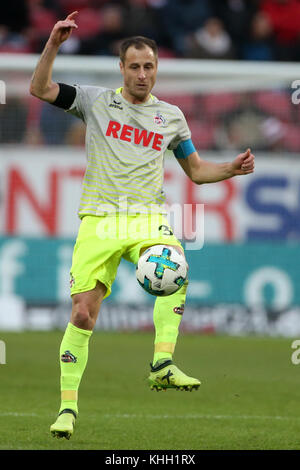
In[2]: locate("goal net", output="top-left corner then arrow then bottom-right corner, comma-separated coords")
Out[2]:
1,54 -> 299,151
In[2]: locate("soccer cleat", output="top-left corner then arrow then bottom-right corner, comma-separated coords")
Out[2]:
148,359 -> 201,391
50,408 -> 77,440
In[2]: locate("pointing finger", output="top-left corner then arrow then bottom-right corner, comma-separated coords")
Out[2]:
66,11 -> 78,20
59,19 -> 78,29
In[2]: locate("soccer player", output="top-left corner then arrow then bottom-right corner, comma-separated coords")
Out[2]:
30,11 -> 255,439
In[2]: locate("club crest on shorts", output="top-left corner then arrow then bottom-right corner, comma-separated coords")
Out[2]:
70,273 -> 75,288
154,112 -> 166,126
61,350 -> 77,363
173,304 -> 185,315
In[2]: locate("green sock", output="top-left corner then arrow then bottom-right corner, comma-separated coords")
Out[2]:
152,280 -> 188,365
59,322 -> 92,415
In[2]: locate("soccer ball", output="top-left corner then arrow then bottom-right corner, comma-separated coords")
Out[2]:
136,245 -> 187,296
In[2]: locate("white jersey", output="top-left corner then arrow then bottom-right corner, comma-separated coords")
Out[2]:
67,86 -> 191,216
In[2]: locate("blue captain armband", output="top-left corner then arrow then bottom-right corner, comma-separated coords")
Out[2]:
173,139 -> 196,159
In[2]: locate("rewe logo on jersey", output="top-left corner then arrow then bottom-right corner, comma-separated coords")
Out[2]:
106,120 -> 164,151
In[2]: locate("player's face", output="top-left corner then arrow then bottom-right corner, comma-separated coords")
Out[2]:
120,46 -> 158,104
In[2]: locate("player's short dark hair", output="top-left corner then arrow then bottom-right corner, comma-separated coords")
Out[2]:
119,36 -> 158,63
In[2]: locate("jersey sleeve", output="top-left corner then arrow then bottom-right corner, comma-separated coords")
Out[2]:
167,106 -> 192,151
66,85 -> 108,122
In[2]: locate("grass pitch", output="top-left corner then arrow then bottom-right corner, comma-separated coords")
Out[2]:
0,330 -> 299,450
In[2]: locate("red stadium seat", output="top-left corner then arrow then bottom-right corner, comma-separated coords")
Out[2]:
72,8 -> 103,39
158,93 -> 195,119
281,123 -> 300,152
201,92 -> 239,121
0,44 -> 32,53
58,0 -> 95,13
188,119 -> 215,150
254,90 -> 292,121
157,47 -> 177,59
30,8 -> 58,35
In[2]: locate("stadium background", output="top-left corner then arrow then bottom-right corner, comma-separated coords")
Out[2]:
1,0 -> 300,335
1,0 -> 300,452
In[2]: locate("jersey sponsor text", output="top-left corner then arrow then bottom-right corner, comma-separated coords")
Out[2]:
106,120 -> 164,151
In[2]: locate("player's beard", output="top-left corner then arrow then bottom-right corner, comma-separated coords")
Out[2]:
125,80 -> 153,103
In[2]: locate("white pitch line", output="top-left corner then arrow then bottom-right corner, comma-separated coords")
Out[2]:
103,413 -> 300,421
1,412 -> 298,422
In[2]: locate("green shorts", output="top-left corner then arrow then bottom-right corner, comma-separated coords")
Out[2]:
70,214 -> 183,299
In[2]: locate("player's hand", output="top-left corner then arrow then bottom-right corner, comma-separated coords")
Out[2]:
231,148 -> 255,176
48,11 -> 78,47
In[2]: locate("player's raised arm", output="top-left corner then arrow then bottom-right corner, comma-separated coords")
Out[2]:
29,11 -> 78,103
176,147 -> 255,184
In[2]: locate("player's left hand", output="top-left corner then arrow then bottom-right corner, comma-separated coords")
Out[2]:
231,148 -> 255,176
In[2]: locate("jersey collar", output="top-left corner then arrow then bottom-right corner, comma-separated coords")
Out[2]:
115,87 -> 157,106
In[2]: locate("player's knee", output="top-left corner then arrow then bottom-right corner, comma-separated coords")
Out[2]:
71,308 -> 90,328
71,301 -> 95,329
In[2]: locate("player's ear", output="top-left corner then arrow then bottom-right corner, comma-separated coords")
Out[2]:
119,60 -> 124,76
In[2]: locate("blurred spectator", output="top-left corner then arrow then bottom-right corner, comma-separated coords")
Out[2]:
0,1 -> 31,53
242,11 -> 274,60
260,0 -> 300,61
122,0 -> 166,48
184,17 -> 236,60
0,27 -> 32,53
40,0 -> 63,14
215,93 -> 277,151
59,0 -> 110,16
78,4 -> 126,55
212,0 -> 260,59
260,116 -> 286,151
1,1 -> 30,34
27,0 -> 59,52
161,0 -> 213,56
60,6 -> 103,54
145,0 -> 174,54
1,0 -> 300,62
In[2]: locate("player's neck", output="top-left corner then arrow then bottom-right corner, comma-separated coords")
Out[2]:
121,87 -> 150,105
